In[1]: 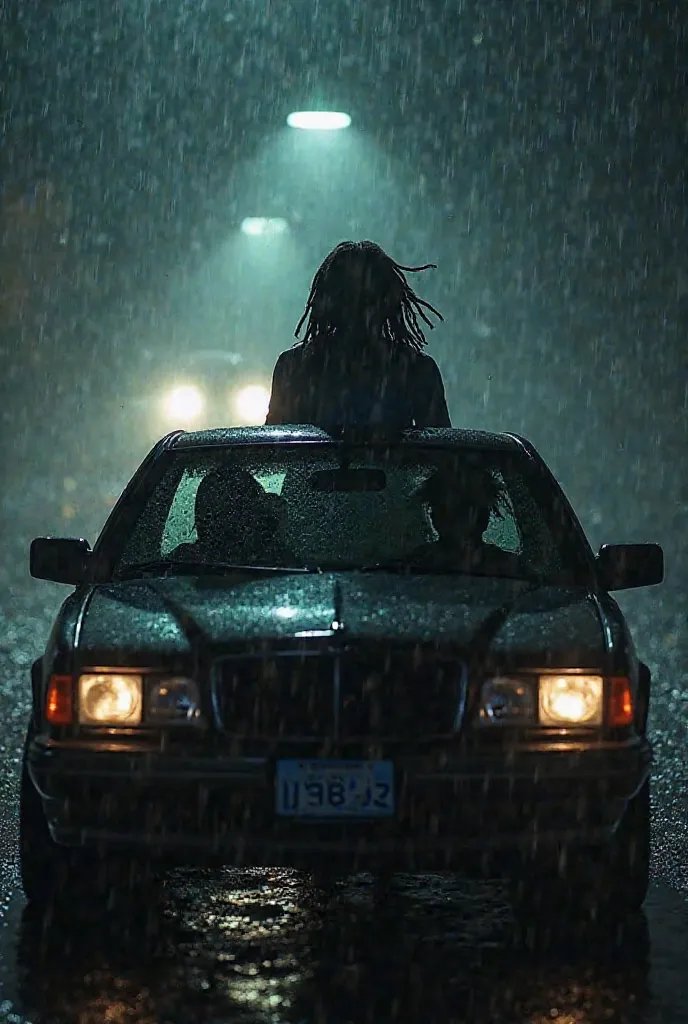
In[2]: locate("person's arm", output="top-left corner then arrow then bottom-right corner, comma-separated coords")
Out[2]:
264,351 -> 292,425
413,355 -> 452,427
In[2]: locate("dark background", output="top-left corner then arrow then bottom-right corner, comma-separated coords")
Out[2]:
1,0 -> 686,560
1,4 -> 688,1021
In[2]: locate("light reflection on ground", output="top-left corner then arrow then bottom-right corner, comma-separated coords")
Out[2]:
0,866 -> 685,1024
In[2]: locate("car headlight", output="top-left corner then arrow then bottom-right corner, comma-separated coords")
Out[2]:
146,676 -> 203,724
478,677 -> 537,726
77,673 -> 204,727
162,384 -> 204,425
538,674 -> 603,726
232,384 -> 270,426
78,673 -> 143,726
478,673 -> 605,728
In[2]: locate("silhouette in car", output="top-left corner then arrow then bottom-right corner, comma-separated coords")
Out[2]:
411,467 -> 523,575
171,468 -> 289,565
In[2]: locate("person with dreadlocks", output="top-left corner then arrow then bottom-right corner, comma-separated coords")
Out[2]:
265,240 -> 451,428
410,465 -> 523,576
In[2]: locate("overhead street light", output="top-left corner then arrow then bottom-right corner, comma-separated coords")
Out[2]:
240,217 -> 289,237
286,111 -> 352,131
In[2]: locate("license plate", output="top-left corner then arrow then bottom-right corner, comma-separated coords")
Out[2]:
275,759 -> 394,818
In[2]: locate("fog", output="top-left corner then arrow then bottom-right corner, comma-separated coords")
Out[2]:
0,3 -> 687,1018
1,0 -> 684,558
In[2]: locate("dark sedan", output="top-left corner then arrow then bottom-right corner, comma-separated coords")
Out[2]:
21,426 -> 663,918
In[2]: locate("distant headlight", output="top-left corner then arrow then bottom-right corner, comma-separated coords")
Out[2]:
162,384 -> 204,425
538,674 -> 603,726
232,384 -> 270,425
146,677 -> 203,725
78,673 -> 143,726
478,677 -> 537,726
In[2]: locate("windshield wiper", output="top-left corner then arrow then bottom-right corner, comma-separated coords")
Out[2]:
358,561 -> 547,582
116,560 -> 322,579
357,561 -> 419,574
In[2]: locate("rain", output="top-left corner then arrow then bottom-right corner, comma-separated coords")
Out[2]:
1,0 -> 687,1021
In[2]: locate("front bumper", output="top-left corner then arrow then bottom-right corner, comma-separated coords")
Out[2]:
28,737 -> 651,871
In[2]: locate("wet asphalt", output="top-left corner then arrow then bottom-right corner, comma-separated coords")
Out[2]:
0,530 -> 686,1024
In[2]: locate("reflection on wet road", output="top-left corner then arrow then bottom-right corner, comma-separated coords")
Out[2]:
0,861 -> 687,1023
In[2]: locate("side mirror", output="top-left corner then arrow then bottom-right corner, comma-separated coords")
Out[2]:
30,537 -> 92,585
596,543 -> 664,591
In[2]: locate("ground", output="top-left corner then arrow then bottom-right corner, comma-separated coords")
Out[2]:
0,523 -> 686,1024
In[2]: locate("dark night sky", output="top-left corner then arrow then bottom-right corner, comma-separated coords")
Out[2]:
1,0 -> 686,564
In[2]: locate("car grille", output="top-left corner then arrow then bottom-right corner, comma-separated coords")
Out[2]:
216,653 -> 336,739
214,647 -> 465,740
340,651 -> 463,739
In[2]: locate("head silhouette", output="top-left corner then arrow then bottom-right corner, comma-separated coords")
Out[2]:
295,240 -> 444,350
194,468 -> 282,553
419,467 -> 505,548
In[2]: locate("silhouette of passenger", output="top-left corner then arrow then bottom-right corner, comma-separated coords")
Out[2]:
171,468 -> 289,565
265,240 -> 451,429
411,467 -> 522,575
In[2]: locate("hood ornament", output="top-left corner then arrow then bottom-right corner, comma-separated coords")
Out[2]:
332,579 -> 345,634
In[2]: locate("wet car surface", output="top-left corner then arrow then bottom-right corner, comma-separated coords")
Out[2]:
1,455 -> 687,1023
21,428 -> 663,917
3,0 -> 687,1016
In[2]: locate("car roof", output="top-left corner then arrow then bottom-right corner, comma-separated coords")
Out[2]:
170,425 -> 527,454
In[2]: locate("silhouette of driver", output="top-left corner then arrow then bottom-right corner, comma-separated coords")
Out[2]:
171,467 -> 289,565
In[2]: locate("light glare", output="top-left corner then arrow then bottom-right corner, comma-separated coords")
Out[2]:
163,384 -> 204,424
287,110 -> 352,131
233,384 -> 270,425
539,675 -> 603,726
78,674 -> 143,726
241,217 -> 289,237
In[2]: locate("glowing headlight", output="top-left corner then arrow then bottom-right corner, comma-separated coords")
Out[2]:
232,384 -> 270,425
538,674 -> 603,726
162,384 -> 204,425
478,677 -> 537,726
146,677 -> 203,725
78,674 -> 142,726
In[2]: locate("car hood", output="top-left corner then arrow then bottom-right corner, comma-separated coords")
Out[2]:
74,571 -> 609,669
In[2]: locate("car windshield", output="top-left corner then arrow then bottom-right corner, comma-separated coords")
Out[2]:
111,443 -> 590,583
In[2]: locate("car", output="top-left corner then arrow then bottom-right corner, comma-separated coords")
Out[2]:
133,348 -> 272,441
95,348 -> 273,482
66,349 -> 274,533
21,425 -> 664,919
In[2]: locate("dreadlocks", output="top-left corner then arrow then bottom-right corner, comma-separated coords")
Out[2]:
294,240 -> 444,353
